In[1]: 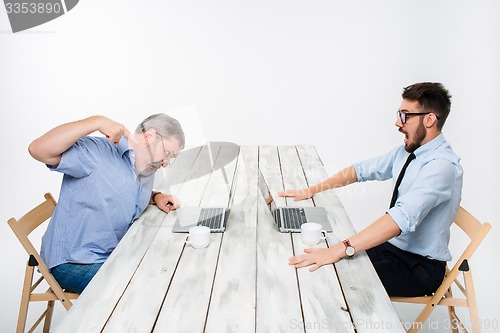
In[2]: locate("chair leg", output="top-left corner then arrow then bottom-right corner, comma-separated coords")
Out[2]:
463,270 -> 480,333
42,300 -> 55,333
407,303 -> 435,333
446,287 -> 459,333
16,264 -> 34,333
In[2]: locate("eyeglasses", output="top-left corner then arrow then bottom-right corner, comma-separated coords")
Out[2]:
147,136 -> 176,171
396,110 -> 440,124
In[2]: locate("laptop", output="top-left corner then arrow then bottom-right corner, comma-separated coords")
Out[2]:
172,168 -> 238,233
258,169 -> 332,233
172,206 -> 230,233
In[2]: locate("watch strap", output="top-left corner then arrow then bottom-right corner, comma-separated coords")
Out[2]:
151,191 -> 161,205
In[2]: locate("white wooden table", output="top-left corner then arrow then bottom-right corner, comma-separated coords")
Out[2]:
55,144 -> 404,333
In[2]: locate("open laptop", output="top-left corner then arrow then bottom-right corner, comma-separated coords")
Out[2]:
258,169 -> 332,233
172,168 -> 238,233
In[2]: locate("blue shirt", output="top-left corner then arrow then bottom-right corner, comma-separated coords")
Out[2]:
354,134 -> 463,261
41,136 -> 154,269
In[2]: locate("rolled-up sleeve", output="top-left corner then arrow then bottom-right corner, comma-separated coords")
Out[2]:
388,158 -> 458,234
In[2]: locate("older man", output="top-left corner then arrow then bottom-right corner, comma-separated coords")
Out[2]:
29,114 -> 184,293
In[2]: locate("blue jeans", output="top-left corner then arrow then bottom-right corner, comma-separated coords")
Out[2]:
51,263 -> 103,294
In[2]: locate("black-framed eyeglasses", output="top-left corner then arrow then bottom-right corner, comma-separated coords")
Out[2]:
396,110 -> 440,124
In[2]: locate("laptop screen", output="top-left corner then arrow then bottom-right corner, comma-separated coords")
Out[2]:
258,169 -> 277,213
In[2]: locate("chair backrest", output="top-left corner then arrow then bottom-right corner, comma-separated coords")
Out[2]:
450,206 -> 491,273
8,192 -> 75,309
8,193 -> 56,257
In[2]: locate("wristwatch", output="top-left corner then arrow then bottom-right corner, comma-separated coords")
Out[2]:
342,239 -> 355,257
151,192 -> 161,205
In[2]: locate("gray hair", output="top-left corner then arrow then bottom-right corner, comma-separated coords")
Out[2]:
135,113 -> 185,149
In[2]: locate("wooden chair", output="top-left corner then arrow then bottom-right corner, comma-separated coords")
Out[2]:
8,193 -> 79,333
391,206 -> 491,333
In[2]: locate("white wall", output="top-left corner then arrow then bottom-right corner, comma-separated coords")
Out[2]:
1,1 -> 499,332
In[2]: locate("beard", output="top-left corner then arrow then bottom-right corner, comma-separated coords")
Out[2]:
137,164 -> 157,177
138,169 -> 153,177
404,118 -> 426,153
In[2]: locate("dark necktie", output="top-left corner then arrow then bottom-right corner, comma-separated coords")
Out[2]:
389,153 -> 416,208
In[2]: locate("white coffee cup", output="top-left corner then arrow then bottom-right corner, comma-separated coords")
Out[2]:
185,226 -> 210,249
301,222 -> 327,246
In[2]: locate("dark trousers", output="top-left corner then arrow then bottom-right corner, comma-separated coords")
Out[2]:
366,242 -> 446,297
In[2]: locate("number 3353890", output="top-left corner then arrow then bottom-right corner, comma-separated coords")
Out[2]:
5,2 -> 62,14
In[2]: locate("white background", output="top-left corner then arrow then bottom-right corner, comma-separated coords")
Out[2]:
1,1 -> 499,332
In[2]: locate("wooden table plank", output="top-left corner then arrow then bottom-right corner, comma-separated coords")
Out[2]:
296,145 -> 404,332
256,146 -> 304,332
152,145 -> 239,332
151,237 -> 221,332
102,212 -> 184,332
204,146 -> 258,333
280,145 -> 354,333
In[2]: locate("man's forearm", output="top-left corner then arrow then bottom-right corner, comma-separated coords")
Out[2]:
345,213 -> 401,254
309,165 -> 358,195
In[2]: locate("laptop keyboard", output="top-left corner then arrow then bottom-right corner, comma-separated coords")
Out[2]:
282,208 -> 307,230
197,208 -> 225,229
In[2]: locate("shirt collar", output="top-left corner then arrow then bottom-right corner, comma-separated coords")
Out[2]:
116,136 -> 154,185
116,136 -> 132,157
413,133 -> 445,157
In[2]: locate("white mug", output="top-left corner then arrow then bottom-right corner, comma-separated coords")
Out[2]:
185,226 -> 210,249
301,222 -> 327,246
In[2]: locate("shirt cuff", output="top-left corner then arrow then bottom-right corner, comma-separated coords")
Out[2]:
353,163 -> 364,182
387,207 -> 412,234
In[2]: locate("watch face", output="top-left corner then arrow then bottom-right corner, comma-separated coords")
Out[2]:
346,246 -> 355,257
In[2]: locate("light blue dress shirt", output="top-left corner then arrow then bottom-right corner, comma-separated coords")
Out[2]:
354,134 -> 463,261
41,136 -> 154,269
